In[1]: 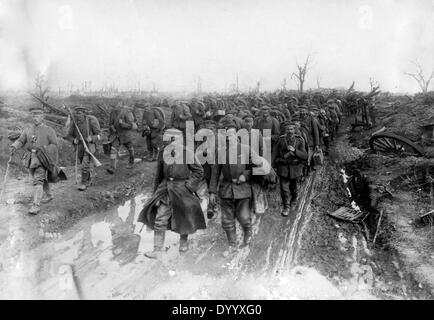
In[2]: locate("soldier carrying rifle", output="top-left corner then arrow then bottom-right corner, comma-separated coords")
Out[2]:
65,105 -> 101,191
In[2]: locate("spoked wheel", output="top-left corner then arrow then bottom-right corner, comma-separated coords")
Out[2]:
369,133 -> 424,157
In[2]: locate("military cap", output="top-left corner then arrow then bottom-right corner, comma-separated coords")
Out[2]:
237,111 -> 247,118
243,110 -> 253,117
220,117 -> 237,129
291,114 -> 301,121
29,105 -> 44,113
281,121 -> 295,129
203,120 -> 217,128
73,105 -> 87,113
242,114 -> 254,121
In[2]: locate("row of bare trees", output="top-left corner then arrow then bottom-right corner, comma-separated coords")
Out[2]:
290,55 -> 433,94
33,58 -> 433,98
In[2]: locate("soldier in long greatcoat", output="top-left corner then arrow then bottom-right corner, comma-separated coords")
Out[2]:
137,129 -> 206,259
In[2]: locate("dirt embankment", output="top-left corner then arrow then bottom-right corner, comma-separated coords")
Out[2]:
297,94 -> 434,299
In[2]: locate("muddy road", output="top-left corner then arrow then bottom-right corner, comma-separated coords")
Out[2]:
0,165 -> 328,299
0,121 -> 432,300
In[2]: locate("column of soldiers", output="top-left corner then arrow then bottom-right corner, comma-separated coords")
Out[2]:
9,92 -> 343,257
138,92 -> 343,258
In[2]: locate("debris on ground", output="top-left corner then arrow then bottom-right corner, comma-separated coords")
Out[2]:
328,207 -> 363,223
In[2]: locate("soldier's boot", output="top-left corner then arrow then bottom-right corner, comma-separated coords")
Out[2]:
144,149 -> 153,161
144,231 -> 165,259
151,148 -> 159,161
106,158 -> 118,175
223,229 -> 238,256
41,182 -> 53,204
281,207 -> 290,217
281,197 -> 291,217
147,149 -> 157,162
241,226 -> 253,247
78,172 -> 89,191
179,234 -> 189,253
290,200 -> 297,214
88,172 -> 96,186
29,184 -> 43,215
143,149 -> 152,160
126,149 -> 135,169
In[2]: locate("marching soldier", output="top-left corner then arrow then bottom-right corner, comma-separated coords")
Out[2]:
141,102 -> 165,161
10,106 -> 58,214
170,101 -> 193,134
243,115 -> 263,155
272,122 -> 308,216
299,107 -> 320,173
66,105 -> 101,191
254,106 -> 280,144
138,129 -> 206,259
327,99 -> 341,138
317,109 -> 331,153
107,104 -> 138,173
106,104 -> 122,174
209,118 -> 265,253
190,98 -> 206,129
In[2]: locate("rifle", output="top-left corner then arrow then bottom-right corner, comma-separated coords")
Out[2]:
63,104 -> 102,167
29,93 -> 68,116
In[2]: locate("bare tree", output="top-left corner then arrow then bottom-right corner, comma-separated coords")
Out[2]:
369,77 -> 379,91
282,78 -> 287,91
255,80 -> 261,93
316,76 -> 321,89
405,61 -> 434,93
34,72 -> 50,101
291,55 -> 312,93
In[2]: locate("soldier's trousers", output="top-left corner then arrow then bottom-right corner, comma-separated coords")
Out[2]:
30,166 -> 47,186
145,135 -> 153,153
323,135 -> 330,149
29,165 -> 51,200
220,198 -> 252,232
109,140 -> 134,164
154,195 -> 172,231
280,177 -> 298,207
81,151 -> 94,178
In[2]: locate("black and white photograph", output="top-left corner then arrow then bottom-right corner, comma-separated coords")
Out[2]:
0,0 -> 433,302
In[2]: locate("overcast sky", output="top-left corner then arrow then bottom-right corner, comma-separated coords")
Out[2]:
0,0 -> 433,93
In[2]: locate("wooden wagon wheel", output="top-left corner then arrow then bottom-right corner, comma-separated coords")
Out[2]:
369,133 -> 424,157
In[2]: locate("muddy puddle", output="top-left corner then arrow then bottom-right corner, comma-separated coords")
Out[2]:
0,178 -> 381,300
0,192 -> 183,299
